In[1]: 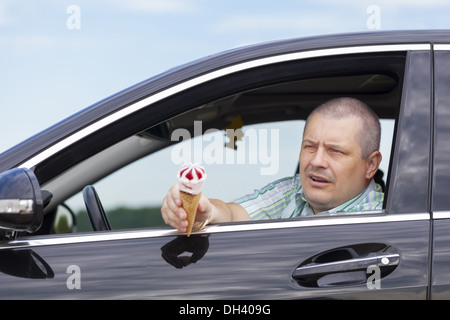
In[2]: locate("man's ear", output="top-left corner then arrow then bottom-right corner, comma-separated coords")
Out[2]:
366,151 -> 382,180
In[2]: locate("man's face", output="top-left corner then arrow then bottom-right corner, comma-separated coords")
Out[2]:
299,113 -> 370,213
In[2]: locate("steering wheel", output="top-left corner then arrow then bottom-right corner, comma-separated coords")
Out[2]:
82,185 -> 111,231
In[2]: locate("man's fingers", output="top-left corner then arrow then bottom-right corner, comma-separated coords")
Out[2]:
163,206 -> 187,232
161,183 -> 212,233
161,183 -> 190,232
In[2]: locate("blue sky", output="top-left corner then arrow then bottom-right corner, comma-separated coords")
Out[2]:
0,0 -> 449,209
0,0 -> 449,153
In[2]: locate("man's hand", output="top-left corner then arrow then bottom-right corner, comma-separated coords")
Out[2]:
161,183 -> 211,233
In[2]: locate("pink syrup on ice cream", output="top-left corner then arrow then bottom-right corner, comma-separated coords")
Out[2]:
177,163 -> 207,195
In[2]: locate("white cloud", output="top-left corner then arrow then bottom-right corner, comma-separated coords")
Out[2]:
211,12 -> 363,37
376,0 -> 449,6
315,0 -> 449,7
0,1 -> 16,26
213,15 -> 300,33
0,33 -> 88,51
114,0 -> 197,14
210,0 -> 450,40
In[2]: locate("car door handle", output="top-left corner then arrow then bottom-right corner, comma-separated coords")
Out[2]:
292,252 -> 400,279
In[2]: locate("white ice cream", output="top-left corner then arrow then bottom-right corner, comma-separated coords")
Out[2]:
177,163 -> 207,195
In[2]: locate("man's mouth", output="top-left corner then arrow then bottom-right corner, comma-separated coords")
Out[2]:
309,174 -> 332,186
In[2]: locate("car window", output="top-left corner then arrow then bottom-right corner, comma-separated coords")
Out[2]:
65,117 -> 394,232
57,53 -> 406,233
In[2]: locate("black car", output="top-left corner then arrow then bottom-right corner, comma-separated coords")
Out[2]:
0,30 -> 449,300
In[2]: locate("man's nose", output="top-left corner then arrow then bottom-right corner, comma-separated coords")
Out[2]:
310,148 -> 328,168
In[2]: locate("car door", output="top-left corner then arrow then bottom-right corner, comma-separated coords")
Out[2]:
0,42 -> 432,300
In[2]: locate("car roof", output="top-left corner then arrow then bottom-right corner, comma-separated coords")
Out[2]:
1,29 -> 449,172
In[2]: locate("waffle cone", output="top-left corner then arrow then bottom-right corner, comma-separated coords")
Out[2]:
180,191 -> 202,237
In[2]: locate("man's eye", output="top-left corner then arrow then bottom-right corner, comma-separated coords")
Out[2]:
331,149 -> 343,154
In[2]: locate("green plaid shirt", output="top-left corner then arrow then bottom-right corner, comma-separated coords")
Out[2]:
234,174 -> 384,220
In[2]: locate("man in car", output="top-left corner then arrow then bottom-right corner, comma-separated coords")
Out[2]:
161,97 -> 384,233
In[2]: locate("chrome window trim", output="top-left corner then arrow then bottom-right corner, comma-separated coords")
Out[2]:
2,212 -> 430,249
434,44 -> 450,50
433,211 -> 450,219
19,43 -> 430,169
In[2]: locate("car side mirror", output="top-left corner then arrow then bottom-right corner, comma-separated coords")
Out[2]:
0,168 -> 44,235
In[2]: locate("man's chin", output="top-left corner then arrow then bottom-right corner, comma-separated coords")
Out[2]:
303,193 -> 334,213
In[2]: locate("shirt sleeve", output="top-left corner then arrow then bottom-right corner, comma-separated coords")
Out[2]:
234,175 -> 300,220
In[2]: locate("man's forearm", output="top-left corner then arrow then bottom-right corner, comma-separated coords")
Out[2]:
209,199 -> 250,223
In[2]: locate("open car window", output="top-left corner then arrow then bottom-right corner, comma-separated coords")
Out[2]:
65,114 -> 395,232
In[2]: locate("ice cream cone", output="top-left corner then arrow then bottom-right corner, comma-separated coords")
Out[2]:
177,163 -> 207,236
180,191 -> 202,237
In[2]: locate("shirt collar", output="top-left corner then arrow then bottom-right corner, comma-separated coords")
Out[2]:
298,179 -> 377,215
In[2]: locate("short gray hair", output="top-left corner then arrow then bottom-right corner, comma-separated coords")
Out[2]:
306,97 -> 381,159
